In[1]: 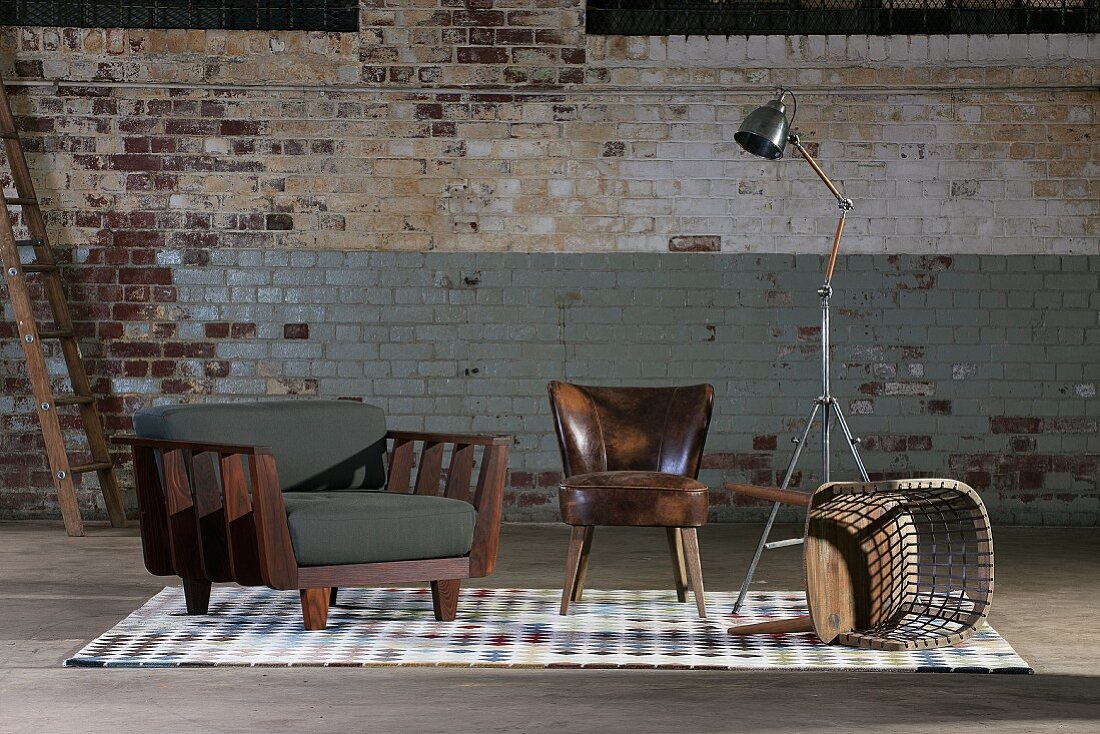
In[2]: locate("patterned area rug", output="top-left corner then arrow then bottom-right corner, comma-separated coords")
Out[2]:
65,587 -> 1031,672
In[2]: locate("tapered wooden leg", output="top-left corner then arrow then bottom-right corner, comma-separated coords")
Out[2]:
329,587 -> 339,606
431,579 -> 460,621
561,525 -> 588,615
300,587 -> 330,631
182,578 -> 211,615
571,526 -> 595,601
667,527 -> 689,602
681,528 -> 706,618
727,615 -> 814,636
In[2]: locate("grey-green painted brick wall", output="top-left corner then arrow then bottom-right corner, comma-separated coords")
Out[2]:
5,252 -> 1097,525
142,251 -> 1100,526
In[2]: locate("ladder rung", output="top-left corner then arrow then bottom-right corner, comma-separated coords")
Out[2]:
15,238 -> 45,247
21,263 -> 58,273
69,461 -> 113,475
0,131 -> 18,139
37,329 -> 75,339
5,197 -> 38,206
54,395 -> 95,406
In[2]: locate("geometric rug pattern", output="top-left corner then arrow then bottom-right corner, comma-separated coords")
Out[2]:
65,587 -> 1031,672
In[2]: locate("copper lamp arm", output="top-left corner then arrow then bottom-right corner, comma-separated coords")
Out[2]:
826,212 -> 847,284
790,137 -> 846,202
789,136 -> 853,285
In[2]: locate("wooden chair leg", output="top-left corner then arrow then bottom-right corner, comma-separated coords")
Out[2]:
182,578 -> 211,615
329,587 -> 339,606
300,587 -> 330,631
728,615 -> 814,636
681,528 -> 707,618
431,579 -> 460,621
666,527 -> 689,602
571,526 -> 595,601
560,525 -> 588,615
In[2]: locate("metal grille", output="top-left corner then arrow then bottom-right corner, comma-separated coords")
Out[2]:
588,0 -> 1100,35
0,1 -> 358,31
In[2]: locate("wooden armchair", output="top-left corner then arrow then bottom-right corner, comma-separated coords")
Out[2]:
115,400 -> 509,631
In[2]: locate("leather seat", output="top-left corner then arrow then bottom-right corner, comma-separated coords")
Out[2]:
559,471 -> 708,527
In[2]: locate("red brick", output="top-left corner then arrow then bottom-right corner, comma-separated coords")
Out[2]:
991,417 -> 1042,434
752,435 -> 778,451
164,342 -> 215,358
203,361 -> 231,378
108,342 -> 161,358
536,471 -> 561,487
204,322 -> 230,339
668,235 -> 720,253
151,360 -> 176,377
123,360 -> 149,377
230,322 -> 257,339
452,10 -> 505,26
110,154 -> 162,171
924,399 -> 952,415
457,47 -> 508,64
516,491 -> 550,508
160,378 -> 208,394
119,267 -> 172,285
509,471 -> 534,488
283,323 -> 309,339
110,303 -> 157,319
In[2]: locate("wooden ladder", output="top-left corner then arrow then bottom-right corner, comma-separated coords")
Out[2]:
0,76 -> 126,536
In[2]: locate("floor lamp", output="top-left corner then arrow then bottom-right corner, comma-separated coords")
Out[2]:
729,88 -> 870,614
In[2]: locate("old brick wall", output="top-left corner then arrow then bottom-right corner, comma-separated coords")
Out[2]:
0,6 -> 1097,523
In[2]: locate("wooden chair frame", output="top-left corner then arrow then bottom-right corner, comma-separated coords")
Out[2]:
728,479 -> 994,650
115,430 -> 510,631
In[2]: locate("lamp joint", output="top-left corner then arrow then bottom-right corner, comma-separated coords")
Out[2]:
838,197 -> 854,212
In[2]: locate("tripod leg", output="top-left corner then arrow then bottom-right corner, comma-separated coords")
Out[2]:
732,400 -> 821,614
831,398 -> 870,481
733,500 -> 781,614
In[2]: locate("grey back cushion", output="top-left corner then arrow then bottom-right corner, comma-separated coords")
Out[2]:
133,400 -> 387,491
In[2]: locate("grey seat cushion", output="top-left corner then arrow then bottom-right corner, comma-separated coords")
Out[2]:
283,491 -> 477,566
133,400 -> 387,491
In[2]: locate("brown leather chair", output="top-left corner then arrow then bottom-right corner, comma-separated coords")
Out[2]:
547,381 -> 715,617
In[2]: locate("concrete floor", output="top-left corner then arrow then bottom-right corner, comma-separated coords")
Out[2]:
0,521 -> 1097,733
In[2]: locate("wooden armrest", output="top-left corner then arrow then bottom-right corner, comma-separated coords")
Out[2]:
386,430 -> 511,447
725,482 -> 812,507
113,434 -> 267,455
383,430 -> 510,578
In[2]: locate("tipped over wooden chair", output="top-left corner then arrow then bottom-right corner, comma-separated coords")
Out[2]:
548,381 -> 714,618
116,400 -> 509,631
728,478 -> 994,650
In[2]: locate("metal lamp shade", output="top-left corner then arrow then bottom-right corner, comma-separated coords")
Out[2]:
734,99 -> 791,160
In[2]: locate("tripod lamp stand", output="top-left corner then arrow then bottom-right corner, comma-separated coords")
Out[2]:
728,88 -> 870,614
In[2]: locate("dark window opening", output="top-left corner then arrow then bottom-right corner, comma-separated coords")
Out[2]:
587,0 -> 1099,35
0,1 -> 359,32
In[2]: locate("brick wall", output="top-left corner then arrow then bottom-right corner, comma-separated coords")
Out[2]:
0,7 -> 1097,523
2,19 -> 1096,255
2,251 -> 1096,525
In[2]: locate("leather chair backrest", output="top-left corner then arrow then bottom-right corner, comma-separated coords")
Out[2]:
547,382 -> 714,478
134,400 -> 388,492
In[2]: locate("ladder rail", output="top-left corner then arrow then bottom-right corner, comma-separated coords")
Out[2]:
0,76 -> 127,535
0,202 -> 85,535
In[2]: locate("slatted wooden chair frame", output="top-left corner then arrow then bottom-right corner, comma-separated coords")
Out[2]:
115,430 -> 509,630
